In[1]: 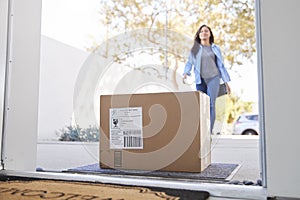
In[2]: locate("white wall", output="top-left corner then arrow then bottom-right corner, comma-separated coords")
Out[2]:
38,36 -> 89,141
2,0 -> 41,170
260,0 -> 300,198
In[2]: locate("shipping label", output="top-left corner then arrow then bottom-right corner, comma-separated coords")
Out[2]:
109,107 -> 143,149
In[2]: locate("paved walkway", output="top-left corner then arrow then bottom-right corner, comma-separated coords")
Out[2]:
36,135 -> 261,182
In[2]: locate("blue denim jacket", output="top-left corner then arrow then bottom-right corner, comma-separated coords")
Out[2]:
184,43 -> 231,84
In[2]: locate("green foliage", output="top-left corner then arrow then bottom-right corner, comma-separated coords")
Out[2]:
57,125 -> 99,142
226,94 -> 253,123
216,93 -> 254,124
95,0 -> 255,67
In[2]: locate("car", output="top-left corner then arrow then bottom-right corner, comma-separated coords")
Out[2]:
232,113 -> 259,135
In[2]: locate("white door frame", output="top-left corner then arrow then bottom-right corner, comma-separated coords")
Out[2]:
0,0 -> 10,167
0,0 -> 268,199
255,0 -> 267,188
0,0 -> 41,170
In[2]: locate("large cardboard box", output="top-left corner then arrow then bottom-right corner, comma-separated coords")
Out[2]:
99,91 -> 211,172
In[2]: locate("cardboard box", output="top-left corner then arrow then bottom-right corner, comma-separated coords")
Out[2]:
99,91 -> 211,172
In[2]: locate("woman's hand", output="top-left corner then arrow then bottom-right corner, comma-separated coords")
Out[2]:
182,74 -> 188,83
225,82 -> 231,95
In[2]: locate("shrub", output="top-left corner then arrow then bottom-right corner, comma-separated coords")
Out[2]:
57,125 -> 99,142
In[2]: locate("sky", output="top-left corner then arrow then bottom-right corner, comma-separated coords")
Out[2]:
41,0 -> 103,50
41,0 -> 259,103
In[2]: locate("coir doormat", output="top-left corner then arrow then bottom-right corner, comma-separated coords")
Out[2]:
0,179 -> 209,200
67,163 -> 239,181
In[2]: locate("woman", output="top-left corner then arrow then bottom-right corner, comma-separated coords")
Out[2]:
183,25 -> 231,133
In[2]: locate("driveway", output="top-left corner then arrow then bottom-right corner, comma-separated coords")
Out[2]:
36,135 -> 260,182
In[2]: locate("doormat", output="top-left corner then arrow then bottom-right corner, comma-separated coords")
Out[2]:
0,179 -> 209,200
67,163 -> 239,181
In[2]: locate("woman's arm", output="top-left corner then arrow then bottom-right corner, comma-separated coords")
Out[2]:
183,53 -> 194,77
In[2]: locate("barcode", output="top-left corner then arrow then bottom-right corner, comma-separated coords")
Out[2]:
124,136 -> 142,148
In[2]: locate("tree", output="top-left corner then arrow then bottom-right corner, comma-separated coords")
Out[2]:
93,0 -> 255,68
217,94 -> 254,124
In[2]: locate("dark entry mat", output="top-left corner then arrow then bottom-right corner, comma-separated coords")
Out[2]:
66,163 -> 239,181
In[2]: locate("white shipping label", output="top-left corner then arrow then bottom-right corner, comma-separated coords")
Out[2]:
109,107 -> 143,149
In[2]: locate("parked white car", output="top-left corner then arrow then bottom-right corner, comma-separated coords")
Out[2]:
232,113 -> 259,135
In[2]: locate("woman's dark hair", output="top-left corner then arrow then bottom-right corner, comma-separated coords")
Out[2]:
191,25 -> 214,57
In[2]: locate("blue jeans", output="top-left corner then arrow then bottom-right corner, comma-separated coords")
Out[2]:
196,75 -> 220,133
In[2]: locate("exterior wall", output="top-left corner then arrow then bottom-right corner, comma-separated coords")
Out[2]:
260,0 -> 300,198
38,36 -> 89,141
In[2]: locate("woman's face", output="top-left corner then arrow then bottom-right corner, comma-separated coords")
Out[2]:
199,26 -> 211,41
